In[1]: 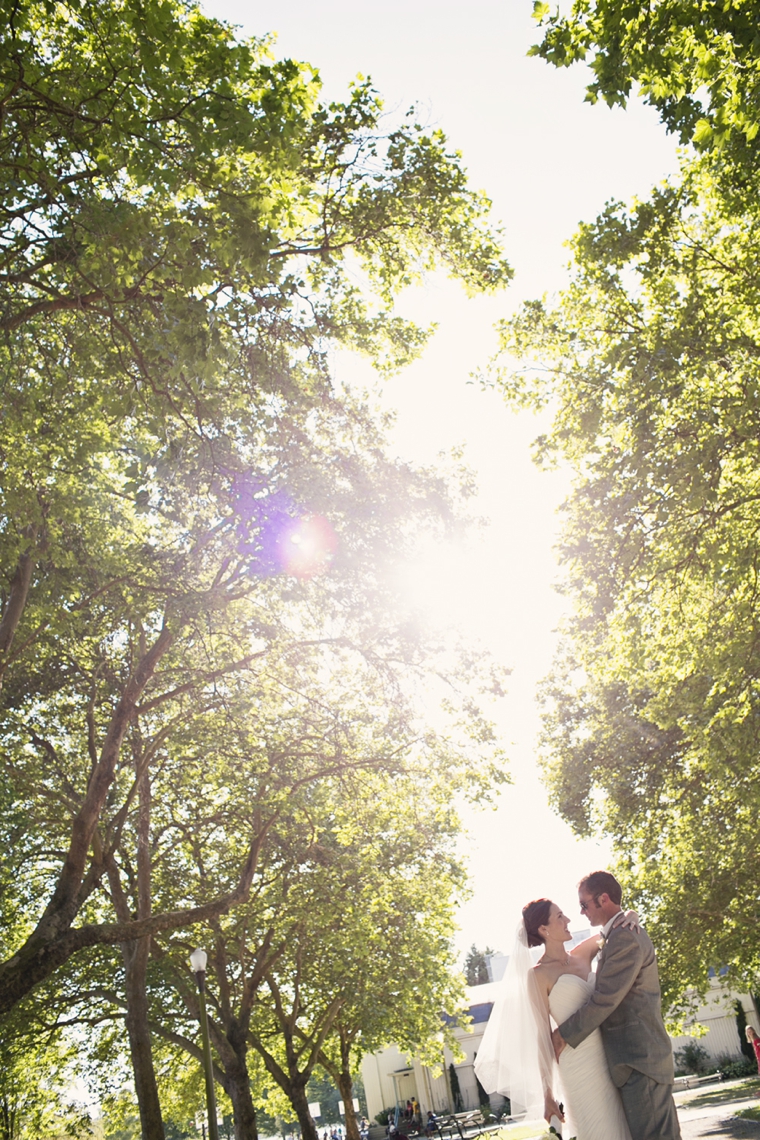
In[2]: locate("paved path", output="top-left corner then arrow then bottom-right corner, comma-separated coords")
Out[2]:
674,1080 -> 760,1140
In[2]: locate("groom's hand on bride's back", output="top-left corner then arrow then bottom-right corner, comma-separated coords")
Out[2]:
551,1027 -> 566,1061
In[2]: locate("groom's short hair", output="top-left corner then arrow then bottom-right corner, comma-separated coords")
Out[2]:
579,870 -> 622,905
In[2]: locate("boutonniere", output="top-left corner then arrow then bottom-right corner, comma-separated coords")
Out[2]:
597,935 -> 606,951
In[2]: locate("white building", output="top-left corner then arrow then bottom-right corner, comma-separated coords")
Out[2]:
361,980 -> 505,1122
670,972 -> 759,1064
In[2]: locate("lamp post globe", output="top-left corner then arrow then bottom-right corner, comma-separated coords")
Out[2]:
190,948 -> 208,978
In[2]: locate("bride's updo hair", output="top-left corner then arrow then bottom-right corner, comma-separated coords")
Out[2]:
522,898 -> 553,947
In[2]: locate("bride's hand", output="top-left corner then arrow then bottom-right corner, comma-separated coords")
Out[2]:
614,909 -> 640,932
544,1093 -> 565,1125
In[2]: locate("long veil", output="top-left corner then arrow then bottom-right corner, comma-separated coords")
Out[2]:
473,920 -> 557,1121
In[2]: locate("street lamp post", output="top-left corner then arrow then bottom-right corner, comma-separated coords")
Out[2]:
190,949 -> 220,1140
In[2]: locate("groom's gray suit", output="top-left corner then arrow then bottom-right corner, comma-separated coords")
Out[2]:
558,924 -> 681,1140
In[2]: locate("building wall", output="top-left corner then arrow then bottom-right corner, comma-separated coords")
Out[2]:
669,981 -> 758,1065
361,983 -> 504,1123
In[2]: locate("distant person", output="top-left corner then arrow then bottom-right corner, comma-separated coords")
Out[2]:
746,1026 -> 760,1074
425,1112 -> 437,1137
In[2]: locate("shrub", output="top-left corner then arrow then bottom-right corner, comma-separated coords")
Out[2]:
674,1042 -> 710,1075
715,1053 -> 758,1080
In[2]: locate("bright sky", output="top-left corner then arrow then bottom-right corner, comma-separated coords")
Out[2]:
203,0 -> 681,958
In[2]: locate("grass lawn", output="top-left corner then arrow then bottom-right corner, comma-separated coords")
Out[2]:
737,1106 -> 760,1121
676,1077 -> 760,1109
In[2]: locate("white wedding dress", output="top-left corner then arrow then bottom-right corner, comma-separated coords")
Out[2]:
549,973 -> 632,1140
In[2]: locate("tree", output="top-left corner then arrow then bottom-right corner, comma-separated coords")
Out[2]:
0,0 -> 510,1024
531,0 -> 760,160
488,154 -> 760,1014
448,1065 -> 463,1112
464,946 -> 493,987
474,1073 -> 490,1110
0,1022 -> 91,1140
307,774 -> 474,1140
0,0 -> 509,350
673,1042 -> 709,1077
303,1070 -> 357,1132
142,761 -> 483,1140
11,614 -> 503,1139
734,1000 -> 755,1064
45,648 -> 500,1140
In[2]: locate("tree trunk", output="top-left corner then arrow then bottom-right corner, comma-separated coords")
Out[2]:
121,747 -> 165,1139
0,538 -> 36,685
249,974 -> 342,1140
124,937 -> 165,1140
337,1070 -> 360,1140
1,1093 -> 18,1140
177,931 -> 282,1140
250,1035 -> 319,1140
223,1043 -> 259,1140
0,625 -> 174,1015
317,1034 -> 361,1140
288,1080 -> 319,1140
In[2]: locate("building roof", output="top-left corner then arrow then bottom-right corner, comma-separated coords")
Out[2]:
468,1002 -> 493,1024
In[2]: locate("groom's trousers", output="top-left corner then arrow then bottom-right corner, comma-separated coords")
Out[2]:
618,1069 -> 681,1140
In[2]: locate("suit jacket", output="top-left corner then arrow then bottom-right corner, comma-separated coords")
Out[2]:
558,925 -> 674,1087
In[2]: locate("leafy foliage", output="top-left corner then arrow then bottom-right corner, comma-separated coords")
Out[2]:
673,1041 -> 710,1077
0,5 -> 513,1137
123,768 -> 479,1140
0,1025 -> 91,1140
448,1064 -> 463,1112
717,1055 -> 758,1080
488,152 -> 760,1012
531,0 -> 760,160
0,0 -> 510,1024
735,1000 -> 756,1064
464,945 -> 493,987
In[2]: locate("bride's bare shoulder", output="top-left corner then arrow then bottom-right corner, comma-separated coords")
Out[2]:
531,960 -> 553,984
529,961 -> 552,1000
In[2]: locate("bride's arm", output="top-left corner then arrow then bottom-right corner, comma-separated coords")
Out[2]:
528,968 -> 565,1124
570,911 -> 641,965
569,933 -> 605,965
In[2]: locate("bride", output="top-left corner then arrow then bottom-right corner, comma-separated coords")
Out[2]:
474,898 -> 635,1140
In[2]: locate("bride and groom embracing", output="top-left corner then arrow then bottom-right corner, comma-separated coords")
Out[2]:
474,871 -> 681,1140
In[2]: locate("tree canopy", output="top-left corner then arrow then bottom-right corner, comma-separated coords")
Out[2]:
531,0 -> 760,159
0,0 -> 510,1019
0,0 -> 512,1134
486,0 -> 760,1021
490,152 -> 760,1014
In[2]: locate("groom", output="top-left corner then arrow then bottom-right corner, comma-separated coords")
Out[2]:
551,871 -> 681,1140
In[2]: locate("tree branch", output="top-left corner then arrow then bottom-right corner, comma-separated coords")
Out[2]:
0,536 -> 36,684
